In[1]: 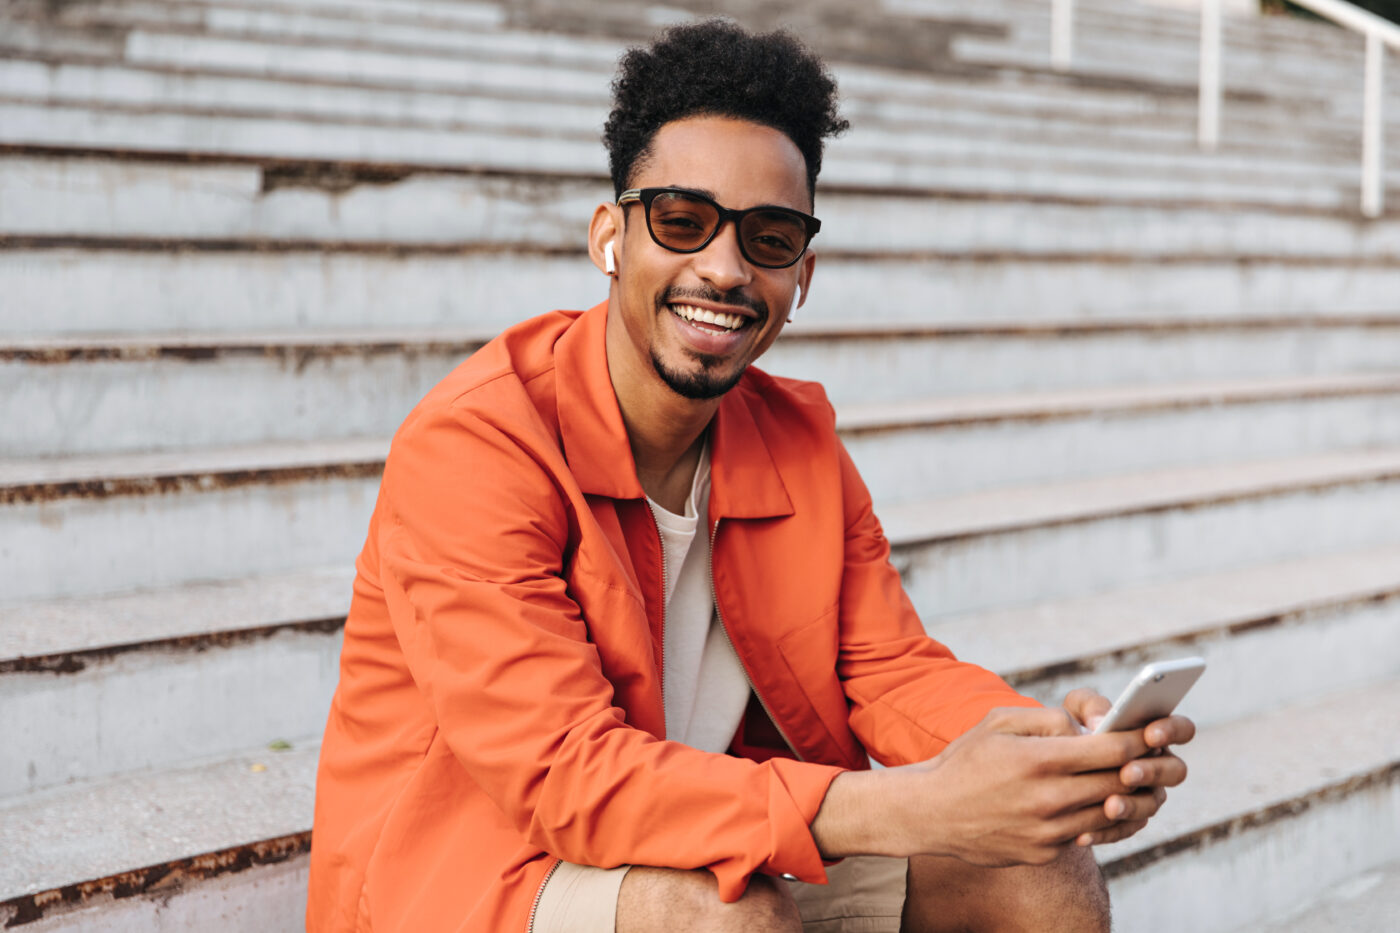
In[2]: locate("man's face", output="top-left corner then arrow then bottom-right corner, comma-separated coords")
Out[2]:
607,115 -> 814,401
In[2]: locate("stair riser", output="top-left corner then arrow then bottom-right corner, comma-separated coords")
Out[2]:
951,32 -> 1400,99
0,58 -> 608,137
0,628 -> 339,796
772,327 -> 1400,403
895,479 -> 1400,618
0,476 -> 376,603
7,250 -> 1399,338
10,156 -> 1400,257
5,99 -> 1396,196
14,855 -> 308,932
1,351 -> 469,457
1106,773 -> 1400,933
992,596 -> 1400,729
9,344 -> 1400,458
848,393 -> 1400,501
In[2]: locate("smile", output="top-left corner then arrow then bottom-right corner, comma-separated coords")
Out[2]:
669,303 -> 749,333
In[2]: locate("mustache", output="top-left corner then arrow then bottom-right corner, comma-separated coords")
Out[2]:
661,286 -> 766,319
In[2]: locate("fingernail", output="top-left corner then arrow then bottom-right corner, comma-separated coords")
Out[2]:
1126,765 -> 1143,785
1110,800 -> 1126,819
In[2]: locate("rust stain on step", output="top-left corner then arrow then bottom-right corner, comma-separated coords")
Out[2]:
0,461 -> 384,505
2,338 -> 486,364
0,617 -> 347,676
0,832 -> 311,927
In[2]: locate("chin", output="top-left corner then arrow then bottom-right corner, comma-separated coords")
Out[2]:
652,352 -> 746,400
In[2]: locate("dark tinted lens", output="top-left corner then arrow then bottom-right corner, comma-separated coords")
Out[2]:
739,210 -> 808,267
647,192 -> 720,250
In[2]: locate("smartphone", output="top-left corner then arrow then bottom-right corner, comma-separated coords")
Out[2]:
1092,657 -> 1206,734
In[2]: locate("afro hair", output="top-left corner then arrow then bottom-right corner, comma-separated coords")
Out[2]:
603,19 -> 849,201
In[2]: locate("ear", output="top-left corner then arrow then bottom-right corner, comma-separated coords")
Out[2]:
589,203 -> 623,278
795,247 -> 816,311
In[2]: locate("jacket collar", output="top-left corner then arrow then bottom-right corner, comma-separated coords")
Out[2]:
555,301 -> 794,520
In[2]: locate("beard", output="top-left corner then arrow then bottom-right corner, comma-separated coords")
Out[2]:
651,347 -> 746,400
651,286 -> 766,399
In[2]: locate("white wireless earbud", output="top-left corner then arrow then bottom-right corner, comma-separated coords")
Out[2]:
604,240 -> 617,276
787,285 -> 803,323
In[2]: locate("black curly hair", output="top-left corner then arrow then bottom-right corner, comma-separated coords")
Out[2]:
603,19 -> 849,203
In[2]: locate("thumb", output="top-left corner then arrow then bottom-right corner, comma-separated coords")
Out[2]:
1063,688 -> 1113,733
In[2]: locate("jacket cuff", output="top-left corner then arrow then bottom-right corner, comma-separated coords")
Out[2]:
712,759 -> 845,899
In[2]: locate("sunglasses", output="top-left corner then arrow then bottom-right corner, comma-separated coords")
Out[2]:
616,187 -> 821,269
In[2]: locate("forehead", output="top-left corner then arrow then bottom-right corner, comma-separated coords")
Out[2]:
635,115 -> 811,211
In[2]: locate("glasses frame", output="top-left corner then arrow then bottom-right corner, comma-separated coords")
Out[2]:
616,187 -> 821,270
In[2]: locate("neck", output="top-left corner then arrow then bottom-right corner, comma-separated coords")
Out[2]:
606,317 -> 719,512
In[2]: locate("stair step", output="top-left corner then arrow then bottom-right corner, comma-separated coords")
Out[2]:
9,315 -> 1400,403
5,50 -> 1394,167
7,310 -> 1400,456
0,570 -> 346,796
0,440 -> 383,603
1241,856 -> 1400,933
888,449 -> 1400,617
0,743 -> 318,927
10,154 -> 1400,256
6,247 -> 1399,339
843,373 -> 1400,500
932,544 -> 1400,726
1100,678 -> 1400,933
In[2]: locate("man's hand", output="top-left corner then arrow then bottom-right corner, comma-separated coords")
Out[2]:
811,700 -> 1193,867
1061,687 -> 1195,848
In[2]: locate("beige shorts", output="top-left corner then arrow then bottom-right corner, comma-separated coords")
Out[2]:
531,855 -> 907,933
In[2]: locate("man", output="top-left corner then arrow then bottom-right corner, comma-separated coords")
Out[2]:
308,20 -> 1193,932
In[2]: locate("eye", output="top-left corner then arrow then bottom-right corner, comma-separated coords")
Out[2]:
744,212 -> 804,252
649,194 -> 717,245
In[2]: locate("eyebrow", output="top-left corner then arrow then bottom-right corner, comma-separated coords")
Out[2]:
664,184 -> 805,213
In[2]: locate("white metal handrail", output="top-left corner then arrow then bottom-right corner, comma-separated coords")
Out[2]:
1049,0 -> 1399,217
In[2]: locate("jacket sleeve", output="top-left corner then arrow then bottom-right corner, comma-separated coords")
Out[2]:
833,441 -> 1041,766
375,396 -> 843,899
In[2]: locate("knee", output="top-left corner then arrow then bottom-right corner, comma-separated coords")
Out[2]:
904,847 -> 1110,933
618,867 -> 801,933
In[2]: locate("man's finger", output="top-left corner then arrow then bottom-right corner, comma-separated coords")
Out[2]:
984,705 -> 1087,739
1076,819 -> 1149,848
1102,787 -> 1167,824
1122,752 -> 1188,789
1144,714 -> 1196,748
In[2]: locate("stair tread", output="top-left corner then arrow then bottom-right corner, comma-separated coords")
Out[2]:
0,437 -> 387,489
0,743 -> 319,899
1098,677 -> 1400,863
837,372 -> 1400,430
0,567 -> 351,661
882,447 -> 1400,544
933,543 -> 1400,678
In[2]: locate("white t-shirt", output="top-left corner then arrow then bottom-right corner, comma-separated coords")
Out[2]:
646,441 -> 752,753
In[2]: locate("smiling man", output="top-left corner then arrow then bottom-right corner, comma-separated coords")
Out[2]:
307,20 -> 1193,933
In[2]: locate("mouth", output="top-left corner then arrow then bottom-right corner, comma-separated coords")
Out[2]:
667,303 -> 753,334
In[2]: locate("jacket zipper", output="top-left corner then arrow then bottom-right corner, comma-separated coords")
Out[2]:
709,518 -> 804,762
647,504 -> 668,732
524,856 -> 563,933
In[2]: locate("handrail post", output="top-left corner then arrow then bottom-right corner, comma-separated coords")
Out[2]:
1052,0 -> 1074,72
1198,0 -> 1222,151
1362,32 -> 1385,217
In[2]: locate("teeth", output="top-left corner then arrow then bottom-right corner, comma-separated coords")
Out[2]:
670,304 -> 745,332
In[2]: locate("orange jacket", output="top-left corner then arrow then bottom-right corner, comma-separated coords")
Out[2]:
308,303 -> 1034,932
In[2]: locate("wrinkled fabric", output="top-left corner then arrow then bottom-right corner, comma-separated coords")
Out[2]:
307,302 -> 1036,932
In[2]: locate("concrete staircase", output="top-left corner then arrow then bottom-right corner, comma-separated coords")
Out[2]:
2,0 -> 1398,929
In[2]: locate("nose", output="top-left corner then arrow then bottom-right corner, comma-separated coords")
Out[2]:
692,219 -> 754,294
